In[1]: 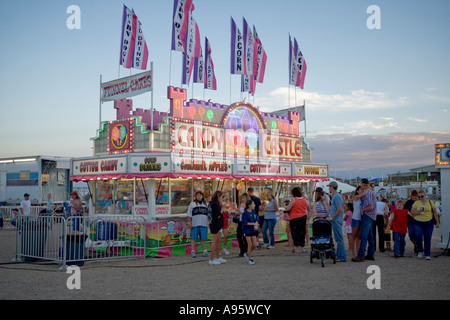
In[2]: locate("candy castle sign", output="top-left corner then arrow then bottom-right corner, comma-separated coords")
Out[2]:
168,86 -> 303,162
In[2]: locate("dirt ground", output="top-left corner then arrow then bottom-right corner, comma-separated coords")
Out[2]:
1,223 -> 449,302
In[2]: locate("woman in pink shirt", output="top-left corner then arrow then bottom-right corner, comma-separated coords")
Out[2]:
284,187 -> 309,253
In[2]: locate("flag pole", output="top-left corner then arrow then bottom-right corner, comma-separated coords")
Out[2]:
294,85 -> 297,108
169,47 -> 173,86
99,74 -> 103,130
230,16 -> 232,105
288,34 -> 290,109
304,99 -> 307,140
288,85 -> 291,109
151,61 -> 154,132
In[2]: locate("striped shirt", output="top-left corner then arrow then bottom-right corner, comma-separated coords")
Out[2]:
315,201 -> 328,217
362,189 -> 377,221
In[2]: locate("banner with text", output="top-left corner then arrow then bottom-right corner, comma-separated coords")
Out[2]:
101,70 -> 152,102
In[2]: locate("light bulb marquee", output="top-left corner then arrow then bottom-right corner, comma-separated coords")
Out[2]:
168,86 -> 303,162
435,143 -> 450,167
107,118 -> 134,154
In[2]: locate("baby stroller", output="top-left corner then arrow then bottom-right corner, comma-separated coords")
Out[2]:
310,218 -> 336,267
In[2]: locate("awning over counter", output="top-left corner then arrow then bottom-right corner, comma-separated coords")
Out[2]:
70,153 -> 330,183
70,172 -> 329,183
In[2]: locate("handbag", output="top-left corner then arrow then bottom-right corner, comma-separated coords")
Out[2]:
430,201 -> 438,225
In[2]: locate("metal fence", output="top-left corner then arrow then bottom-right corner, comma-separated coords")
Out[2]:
1,206 -> 47,221
14,215 -> 147,269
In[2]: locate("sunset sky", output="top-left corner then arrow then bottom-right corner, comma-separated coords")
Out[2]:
1,0 -> 449,179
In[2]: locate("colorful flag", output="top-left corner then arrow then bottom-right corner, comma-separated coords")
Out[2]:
231,17 -> 245,75
299,60 -> 307,89
243,17 -> 254,76
241,74 -> 250,93
204,37 -> 217,90
119,6 -> 149,70
289,35 -> 298,86
171,0 -> 194,52
193,46 -> 205,84
253,26 -> 267,83
293,38 -> 307,89
184,11 -> 201,58
294,38 -> 304,86
119,5 -> 137,69
132,19 -> 149,70
181,10 -> 201,85
241,75 -> 256,96
182,53 -> 194,85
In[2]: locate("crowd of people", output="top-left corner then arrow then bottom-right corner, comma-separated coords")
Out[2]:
8,191 -> 87,228
187,178 -> 441,265
7,180 -> 441,265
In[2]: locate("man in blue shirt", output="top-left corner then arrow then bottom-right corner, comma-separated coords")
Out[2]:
353,178 -> 377,262
328,181 -> 346,262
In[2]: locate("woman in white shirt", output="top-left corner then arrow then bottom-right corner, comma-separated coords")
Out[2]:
350,186 -> 362,260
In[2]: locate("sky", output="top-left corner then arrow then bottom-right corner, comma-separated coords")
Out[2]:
1,0 -> 449,179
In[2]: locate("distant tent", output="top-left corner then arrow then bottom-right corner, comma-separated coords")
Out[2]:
315,178 -> 356,194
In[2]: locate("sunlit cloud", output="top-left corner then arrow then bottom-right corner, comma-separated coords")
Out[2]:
308,131 -> 450,176
407,117 -> 428,123
260,88 -> 409,111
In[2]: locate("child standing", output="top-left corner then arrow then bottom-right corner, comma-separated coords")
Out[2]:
385,199 -> 408,258
241,200 -> 260,265
384,214 -> 392,252
343,203 -> 353,251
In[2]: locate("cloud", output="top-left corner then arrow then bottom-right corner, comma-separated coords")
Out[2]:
330,120 -> 399,132
307,131 -> 450,176
423,93 -> 450,104
261,88 -> 409,111
407,117 -> 428,123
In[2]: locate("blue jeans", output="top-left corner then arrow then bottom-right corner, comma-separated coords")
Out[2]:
358,214 -> 375,259
413,219 -> 434,256
331,219 -> 346,261
393,232 -> 406,256
407,222 -> 416,242
262,219 -> 277,246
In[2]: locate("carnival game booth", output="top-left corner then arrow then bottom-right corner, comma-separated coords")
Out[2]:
70,86 -> 329,258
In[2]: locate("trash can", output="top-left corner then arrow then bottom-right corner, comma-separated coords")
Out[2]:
65,233 -> 86,266
20,219 -> 48,262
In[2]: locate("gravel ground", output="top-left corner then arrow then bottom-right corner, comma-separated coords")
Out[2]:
1,224 -> 449,301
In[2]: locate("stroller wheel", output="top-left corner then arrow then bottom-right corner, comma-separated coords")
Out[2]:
331,251 -> 336,264
310,251 -> 314,263
320,252 -> 325,267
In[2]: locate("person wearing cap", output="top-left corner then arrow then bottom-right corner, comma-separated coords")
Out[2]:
327,181 -> 346,262
20,193 -> 31,216
10,208 -> 20,227
353,178 -> 377,262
